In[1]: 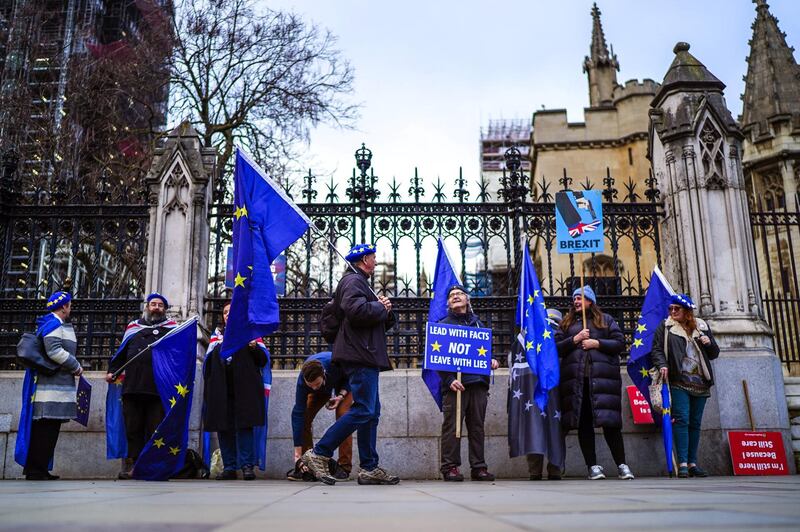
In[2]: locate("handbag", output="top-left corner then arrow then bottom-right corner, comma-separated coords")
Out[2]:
647,325 -> 670,412
16,332 -> 60,376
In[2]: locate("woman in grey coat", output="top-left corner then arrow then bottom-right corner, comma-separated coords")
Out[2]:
24,292 -> 83,480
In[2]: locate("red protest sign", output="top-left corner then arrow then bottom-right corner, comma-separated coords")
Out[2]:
728,431 -> 789,475
626,385 -> 654,424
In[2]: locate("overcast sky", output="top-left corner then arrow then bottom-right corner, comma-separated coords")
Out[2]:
265,0 -> 799,186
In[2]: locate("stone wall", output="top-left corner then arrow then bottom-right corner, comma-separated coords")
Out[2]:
1,367 -> 793,479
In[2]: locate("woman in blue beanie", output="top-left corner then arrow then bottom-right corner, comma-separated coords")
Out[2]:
554,286 -> 633,480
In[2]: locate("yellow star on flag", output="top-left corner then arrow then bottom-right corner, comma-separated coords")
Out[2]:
431,341 -> 441,352
536,343 -> 542,353
169,396 -> 177,409
662,408 -> 671,416
533,289 -> 540,298
543,329 -> 551,340
175,383 -> 189,398
477,346 -> 487,357
637,323 -> 647,333
632,338 -> 643,348
527,295 -> 534,305
234,272 -> 246,288
639,367 -> 649,378
153,438 -> 165,449
169,446 -> 181,456
526,340 -> 534,351
234,205 -> 248,220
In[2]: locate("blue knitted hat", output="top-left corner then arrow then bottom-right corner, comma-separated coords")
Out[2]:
670,293 -> 696,310
572,285 -> 596,304
345,243 -> 376,262
46,291 -> 72,311
146,292 -> 169,308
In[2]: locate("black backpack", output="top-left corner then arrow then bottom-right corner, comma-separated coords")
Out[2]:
320,296 -> 342,344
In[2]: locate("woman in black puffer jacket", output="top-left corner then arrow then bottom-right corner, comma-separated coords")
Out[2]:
555,286 -> 633,480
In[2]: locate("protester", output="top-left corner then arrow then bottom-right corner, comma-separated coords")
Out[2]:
650,294 -> 719,478
555,286 -> 634,480
288,351 -> 352,481
203,301 -> 268,481
301,243 -> 399,485
509,308 -> 565,481
22,292 -> 83,480
436,285 -> 498,481
106,292 -> 177,479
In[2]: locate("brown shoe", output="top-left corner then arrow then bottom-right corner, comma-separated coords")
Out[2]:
471,468 -> 495,481
442,466 -> 464,482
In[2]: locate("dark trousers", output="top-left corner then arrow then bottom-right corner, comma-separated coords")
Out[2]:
526,454 -> 562,477
123,395 -> 164,461
218,427 -> 256,471
440,385 -> 488,473
302,392 -> 354,473
25,418 -> 62,476
315,366 -> 381,471
577,379 -> 626,467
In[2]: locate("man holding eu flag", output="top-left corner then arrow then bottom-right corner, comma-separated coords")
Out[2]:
301,244 -> 399,486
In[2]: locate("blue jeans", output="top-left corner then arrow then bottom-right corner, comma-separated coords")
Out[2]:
315,366 -> 381,471
670,387 -> 708,464
218,427 -> 255,470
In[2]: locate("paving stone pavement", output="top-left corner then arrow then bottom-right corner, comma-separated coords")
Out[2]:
0,477 -> 798,531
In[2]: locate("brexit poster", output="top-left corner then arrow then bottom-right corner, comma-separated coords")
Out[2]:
555,190 -> 605,254
423,322 -> 492,376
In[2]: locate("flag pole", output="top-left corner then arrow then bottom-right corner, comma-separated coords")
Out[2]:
455,371 -> 462,439
110,317 -> 198,381
580,255 -> 587,326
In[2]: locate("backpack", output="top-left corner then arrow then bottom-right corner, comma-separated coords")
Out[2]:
320,297 -> 342,344
172,448 -> 210,479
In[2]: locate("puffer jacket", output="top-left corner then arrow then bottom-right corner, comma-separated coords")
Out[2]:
554,313 -> 625,430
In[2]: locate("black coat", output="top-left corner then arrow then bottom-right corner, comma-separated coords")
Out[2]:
436,310 -> 491,391
108,318 -> 176,397
650,317 -> 720,387
555,313 -> 625,430
203,343 -> 268,431
331,269 -> 395,370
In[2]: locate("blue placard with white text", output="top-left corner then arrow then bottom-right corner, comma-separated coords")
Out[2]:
423,322 -> 492,376
555,190 -> 605,254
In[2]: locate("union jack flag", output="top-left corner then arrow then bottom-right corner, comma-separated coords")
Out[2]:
568,219 -> 601,237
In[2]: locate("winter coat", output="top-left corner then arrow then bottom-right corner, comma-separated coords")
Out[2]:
203,343 -> 268,431
650,316 -> 720,390
34,314 -> 80,420
331,269 -> 396,370
554,312 -> 625,430
108,318 -> 176,397
437,310 -> 492,392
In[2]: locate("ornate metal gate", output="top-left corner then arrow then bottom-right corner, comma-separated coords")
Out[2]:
207,146 -> 664,369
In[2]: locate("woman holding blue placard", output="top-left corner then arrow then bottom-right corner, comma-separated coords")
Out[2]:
437,284 -> 499,482
555,286 -> 634,480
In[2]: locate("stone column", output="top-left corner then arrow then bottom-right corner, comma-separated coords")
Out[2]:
649,43 -> 793,473
144,122 -> 216,322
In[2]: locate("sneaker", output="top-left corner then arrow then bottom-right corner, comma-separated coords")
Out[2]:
301,449 -> 336,485
443,467 -> 464,482
677,465 -> 689,478
688,465 -> 708,478
357,466 -> 400,485
617,464 -> 634,480
588,465 -> 605,480
242,465 -> 256,481
470,468 -> 495,481
118,458 -> 134,480
215,469 -> 237,480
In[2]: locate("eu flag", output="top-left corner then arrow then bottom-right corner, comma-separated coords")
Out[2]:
626,266 -> 675,474
132,318 -> 198,481
252,342 -> 272,471
221,149 -> 311,358
73,376 -> 92,427
516,243 -> 559,410
422,238 -> 460,410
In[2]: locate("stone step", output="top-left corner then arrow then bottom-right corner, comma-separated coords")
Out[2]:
792,416 -> 800,426
792,425 -> 800,440
785,377 -> 800,385
794,440 -> 800,453
787,396 -> 800,411
785,384 -> 800,397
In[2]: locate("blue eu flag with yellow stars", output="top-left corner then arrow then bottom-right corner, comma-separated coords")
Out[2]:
626,266 -> 676,474
221,149 -> 311,357
133,318 -> 198,481
423,237 -> 461,410
516,243 -> 559,410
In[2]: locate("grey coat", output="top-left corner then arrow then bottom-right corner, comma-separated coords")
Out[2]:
34,317 -> 80,420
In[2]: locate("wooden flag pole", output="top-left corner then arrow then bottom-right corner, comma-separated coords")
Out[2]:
580,255 -> 587,326
743,380 -> 755,431
455,371 -> 462,438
